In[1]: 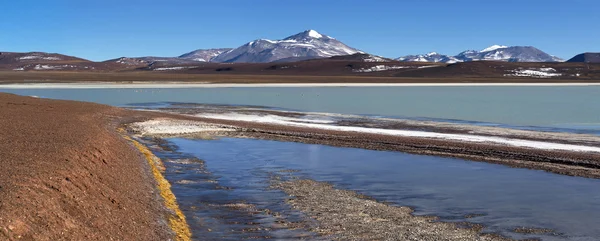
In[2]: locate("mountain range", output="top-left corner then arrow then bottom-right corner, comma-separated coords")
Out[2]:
124,30 -> 569,64
2,30 -> 597,68
397,45 -> 564,63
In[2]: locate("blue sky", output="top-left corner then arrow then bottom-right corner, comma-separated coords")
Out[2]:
1,0 -> 598,61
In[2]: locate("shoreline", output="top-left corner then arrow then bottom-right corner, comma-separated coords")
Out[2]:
128,115 -> 600,179
194,112 -> 600,153
3,81 -> 600,89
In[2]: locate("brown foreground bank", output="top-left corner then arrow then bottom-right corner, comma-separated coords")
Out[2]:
0,93 -> 172,240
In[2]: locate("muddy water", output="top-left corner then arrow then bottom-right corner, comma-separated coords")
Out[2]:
166,137 -> 600,241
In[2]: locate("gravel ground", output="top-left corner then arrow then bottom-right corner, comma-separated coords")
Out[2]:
272,179 -> 510,241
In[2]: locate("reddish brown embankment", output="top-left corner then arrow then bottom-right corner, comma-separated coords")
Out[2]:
0,93 -> 170,240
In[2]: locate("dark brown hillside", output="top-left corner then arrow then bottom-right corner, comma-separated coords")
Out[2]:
567,53 -> 600,64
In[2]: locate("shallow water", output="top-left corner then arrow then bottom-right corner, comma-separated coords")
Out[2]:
2,86 -> 600,132
167,137 -> 600,241
149,139 -> 322,240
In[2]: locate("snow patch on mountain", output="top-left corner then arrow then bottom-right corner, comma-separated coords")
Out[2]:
481,45 -> 508,52
307,30 -> 323,38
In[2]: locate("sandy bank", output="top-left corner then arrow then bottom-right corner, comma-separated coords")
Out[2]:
0,93 -> 179,240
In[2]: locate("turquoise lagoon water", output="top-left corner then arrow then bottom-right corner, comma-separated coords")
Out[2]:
2,86 -> 600,132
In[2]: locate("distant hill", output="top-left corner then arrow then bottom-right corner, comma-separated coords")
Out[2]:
103,56 -> 199,66
567,53 -> 600,63
0,52 -> 96,71
0,52 -> 90,64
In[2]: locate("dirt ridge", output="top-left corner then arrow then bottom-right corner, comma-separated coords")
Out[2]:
0,93 -> 172,240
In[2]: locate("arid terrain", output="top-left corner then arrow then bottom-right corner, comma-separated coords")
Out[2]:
1,52 -> 599,84
0,93 -> 175,240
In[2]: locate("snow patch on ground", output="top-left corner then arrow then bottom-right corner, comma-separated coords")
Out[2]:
418,65 -> 441,69
197,113 -> 600,153
153,67 -> 192,71
18,56 -> 62,61
32,64 -> 87,70
34,65 -> 59,70
505,68 -> 562,78
130,119 -> 235,135
353,65 -> 410,72
116,58 -> 145,65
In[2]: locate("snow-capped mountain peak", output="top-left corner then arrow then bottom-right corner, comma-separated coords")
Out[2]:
481,45 -> 509,52
211,30 -> 361,63
283,29 -> 331,41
